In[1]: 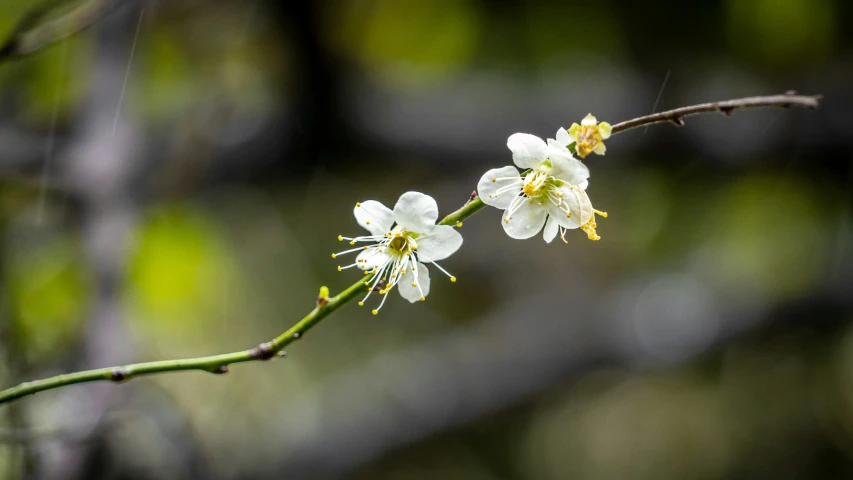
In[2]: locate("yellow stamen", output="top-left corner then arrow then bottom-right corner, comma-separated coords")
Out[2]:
358,302 -> 364,306
331,253 -> 336,258
419,296 -> 425,301
450,276 -> 457,283
580,217 -> 601,241
456,221 -> 463,227
372,309 -> 378,315
337,235 -> 343,241
356,202 -> 361,207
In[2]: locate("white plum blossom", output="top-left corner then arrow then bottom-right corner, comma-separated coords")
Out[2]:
478,129 -> 607,242
333,191 -> 462,314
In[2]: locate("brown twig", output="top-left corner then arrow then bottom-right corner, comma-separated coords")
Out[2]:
610,93 -> 821,134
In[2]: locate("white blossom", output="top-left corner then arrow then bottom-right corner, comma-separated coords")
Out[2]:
333,192 -> 462,314
478,129 -> 607,242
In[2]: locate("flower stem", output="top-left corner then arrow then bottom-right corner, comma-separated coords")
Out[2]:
0,92 -> 819,406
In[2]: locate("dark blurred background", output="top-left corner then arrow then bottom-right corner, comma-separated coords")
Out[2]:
0,0 -> 851,478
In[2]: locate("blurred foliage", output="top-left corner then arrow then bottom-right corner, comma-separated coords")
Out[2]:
5,231 -> 90,360
324,0 -> 483,84
126,204 -> 233,332
726,0 -> 837,67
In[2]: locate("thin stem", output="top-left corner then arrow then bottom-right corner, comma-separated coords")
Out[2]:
0,92 -> 818,406
0,199 -> 485,406
610,93 -> 820,134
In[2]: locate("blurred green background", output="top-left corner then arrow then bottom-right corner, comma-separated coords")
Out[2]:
0,0 -> 851,478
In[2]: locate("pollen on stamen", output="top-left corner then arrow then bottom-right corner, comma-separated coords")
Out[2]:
337,266 -> 342,271
450,276 -> 457,283
456,221 -> 463,227
594,209 -> 608,218
419,296 -> 425,301
356,202 -> 362,207
350,241 -> 356,245
366,220 -> 371,225
411,282 -> 417,287
491,178 -> 496,182
371,309 -> 378,315
503,218 -> 509,223
331,253 -> 337,258
566,212 -> 572,218
337,235 -> 343,241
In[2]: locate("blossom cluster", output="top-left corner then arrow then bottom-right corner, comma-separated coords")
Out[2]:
333,114 -> 611,313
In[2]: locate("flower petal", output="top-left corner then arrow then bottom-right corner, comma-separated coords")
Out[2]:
556,127 -> 571,146
547,138 -> 570,154
393,191 -> 439,233
416,225 -> 462,262
543,216 -> 558,243
581,113 -> 597,126
598,121 -> 612,139
593,142 -> 606,155
354,200 -> 395,235
507,133 -> 547,169
559,184 -> 594,228
502,201 -> 548,239
398,262 -> 430,303
478,166 -> 522,209
551,156 -> 590,185
568,123 -> 581,141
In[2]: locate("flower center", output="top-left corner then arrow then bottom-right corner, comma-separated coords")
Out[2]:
575,125 -> 602,158
389,233 -> 409,253
523,170 -> 548,198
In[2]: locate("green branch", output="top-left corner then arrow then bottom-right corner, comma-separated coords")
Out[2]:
0,93 -> 818,406
0,198 -> 486,405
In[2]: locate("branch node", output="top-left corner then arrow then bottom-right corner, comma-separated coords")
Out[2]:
468,190 -> 479,203
669,117 -> 685,126
719,106 -> 734,116
277,350 -> 288,358
109,368 -> 128,383
211,365 -> 229,375
248,342 -> 276,361
292,332 -> 302,340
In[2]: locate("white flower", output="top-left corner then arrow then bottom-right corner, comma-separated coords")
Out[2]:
477,129 -> 607,242
333,192 -> 462,314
